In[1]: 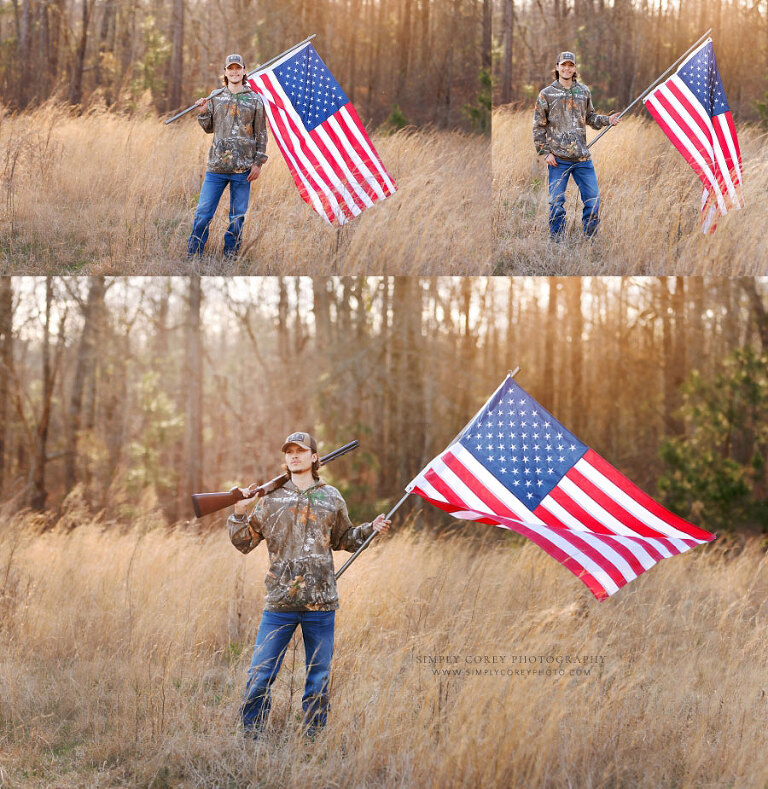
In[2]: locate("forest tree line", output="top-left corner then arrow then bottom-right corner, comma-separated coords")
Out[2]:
0,0 -> 490,130
0,276 -> 766,533
494,0 -> 768,122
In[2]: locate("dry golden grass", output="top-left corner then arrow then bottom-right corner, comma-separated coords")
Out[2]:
0,104 -> 491,275
493,108 -> 768,275
1,503 -> 767,787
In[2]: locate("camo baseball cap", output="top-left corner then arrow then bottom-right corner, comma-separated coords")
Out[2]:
225,53 -> 245,68
281,432 -> 318,453
557,51 -> 576,65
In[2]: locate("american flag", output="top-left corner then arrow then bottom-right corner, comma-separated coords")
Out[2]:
248,43 -> 396,226
407,375 -> 716,601
643,39 -> 743,233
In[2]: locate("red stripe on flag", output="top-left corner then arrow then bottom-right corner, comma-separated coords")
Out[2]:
306,127 -> 368,213
256,80 -> 337,223
256,75 -> 347,222
418,472 -> 519,527
535,515 -> 632,592
713,113 -> 743,210
335,106 -> 392,195
713,116 -> 736,191
583,450 -> 715,541
548,484 -> 666,563
567,466 -> 682,548
504,517 -> 613,601
723,111 -> 742,165
425,456 -> 625,599
666,81 -> 713,148
342,103 -> 396,193
260,74 -> 355,222
441,451 -> 523,521
649,91 -> 722,196
538,497 -> 652,577
645,101 -> 712,195
314,121 -> 380,204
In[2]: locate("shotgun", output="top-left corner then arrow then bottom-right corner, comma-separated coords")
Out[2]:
191,439 -> 359,518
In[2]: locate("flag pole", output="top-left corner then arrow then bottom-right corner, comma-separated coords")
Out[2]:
335,368 -> 521,581
587,28 -> 712,149
335,492 -> 411,580
163,35 -> 317,125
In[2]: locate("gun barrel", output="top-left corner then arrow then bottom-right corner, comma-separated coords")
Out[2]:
319,440 -> 359,465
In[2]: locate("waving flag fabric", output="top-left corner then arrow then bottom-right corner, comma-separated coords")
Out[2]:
248,43 -> 396,226
407,375 -> 716,601
643,39 -> 743,233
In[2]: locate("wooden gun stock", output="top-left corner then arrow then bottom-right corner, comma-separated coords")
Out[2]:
191,439 -> 360,518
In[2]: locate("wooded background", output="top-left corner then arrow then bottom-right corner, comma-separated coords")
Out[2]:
494,0 -> 768,122
1,276 -> 765,533
0,0 -> 490,129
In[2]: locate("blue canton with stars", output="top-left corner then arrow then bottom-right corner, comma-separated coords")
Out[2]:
458,378 -> 588,510
273,44 -> 349,131
677,41 -> 729,118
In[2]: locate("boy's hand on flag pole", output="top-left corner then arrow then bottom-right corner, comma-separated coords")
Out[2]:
608,113 -> 622,125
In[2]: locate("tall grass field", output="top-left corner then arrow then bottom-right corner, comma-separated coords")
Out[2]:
1,506 -> 766,787
494,109 -> 768,275
0,105 -> 491,275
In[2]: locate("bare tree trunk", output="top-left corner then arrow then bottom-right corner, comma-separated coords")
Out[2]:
184,278 -> 203,507
501,0 -> 514,103
19,0 -> 32,104
0,278 -> 13,495
542,278 -> 558,411
30,278 -> 60,511
70,0 -> 94,105
482,0 -> 492,72
396,0 -> 413,101
742,278 -> 768,353
48,0 -> 65,81
565,278 -> 583,436
65,277 -> 106,492
169,0 -> 184,109
660,278 -> 685,437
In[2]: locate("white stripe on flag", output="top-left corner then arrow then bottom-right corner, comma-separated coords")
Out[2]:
537,496 -> 657,571
411,476 -> 449,504
325,113 -> 387,200
557,477 -> 677,558
412,456 -> 624,597
664,76 -> 739,208
714,114 -> 743,194
255,84 -> 330,221
270,100 -> 353,223
314,124 -> 375,208
552,522 -> 642,583
338,106 -> 396,194
256,74 -> 360,222
575,457 -> 705,542
451,445 -> 544,525
645,87 -> 727,213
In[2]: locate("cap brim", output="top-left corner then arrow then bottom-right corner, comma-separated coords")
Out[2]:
282,441 -> 312,452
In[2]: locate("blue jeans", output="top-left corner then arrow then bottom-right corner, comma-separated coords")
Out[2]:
547,157 -> 600,238
241,610 -> 335,735
187,171 -> 251,256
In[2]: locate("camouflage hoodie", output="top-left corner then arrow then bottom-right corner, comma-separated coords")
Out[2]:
533,80 -> 610,162
227,478 -> 374,612
197,85 -> 268,173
